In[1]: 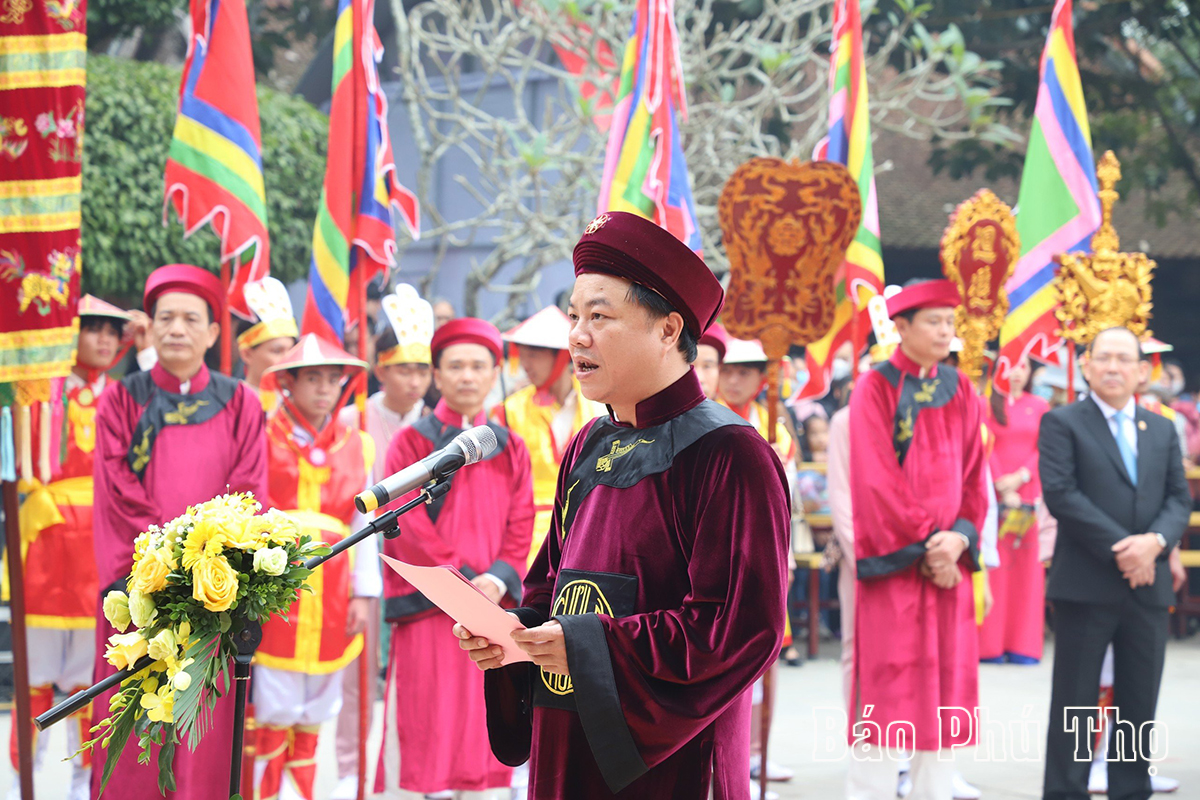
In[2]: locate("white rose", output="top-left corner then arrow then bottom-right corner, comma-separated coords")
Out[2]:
128,590 -> 157,629
147,628 -> 178,663
253,547 -> 289,577
102,591 -> 131,632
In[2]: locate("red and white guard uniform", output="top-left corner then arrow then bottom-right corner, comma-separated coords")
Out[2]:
7,297 -> 129,800
254,335 -> 382,800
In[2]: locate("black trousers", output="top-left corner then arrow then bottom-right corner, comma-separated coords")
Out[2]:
1043,598 -> 1169,800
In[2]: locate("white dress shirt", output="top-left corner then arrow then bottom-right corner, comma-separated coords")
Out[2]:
1091,395 -> 1138,458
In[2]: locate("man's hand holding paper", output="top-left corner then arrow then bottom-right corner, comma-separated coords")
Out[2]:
379,554 -> 531,666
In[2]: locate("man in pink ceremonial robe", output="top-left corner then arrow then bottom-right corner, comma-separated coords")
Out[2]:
375,318 -> 534,798
91,264 -> 268,799
846,279 -> 987,800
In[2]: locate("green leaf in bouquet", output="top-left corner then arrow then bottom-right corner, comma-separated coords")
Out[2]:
98,698 -> 139,795
157,735 -> 177,793
220,612 -> 233,633
174,636 -> 218,743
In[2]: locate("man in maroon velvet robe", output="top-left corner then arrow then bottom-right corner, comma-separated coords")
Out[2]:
91,264 -> 267,799
846,279 -> 987,800
374,318 -> 535,797
458,211 -> 791,799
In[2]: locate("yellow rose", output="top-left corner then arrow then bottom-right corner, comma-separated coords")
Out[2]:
104,632 -> 148,671
102,591 -> 131,632
191,555 -> 239,612
128,590 -> 156,628
129,553 -> 169,595
154,544 -> 179,571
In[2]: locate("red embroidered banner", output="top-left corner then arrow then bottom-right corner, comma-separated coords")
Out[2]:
0,0 -> 86,382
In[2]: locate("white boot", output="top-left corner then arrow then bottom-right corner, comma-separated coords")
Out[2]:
1152,774 -> 1180,793
952,771 -> 981,799
69,766 -> 92,800
748,778 -> 779,800
329,775 -> 358,800
1087,757 -> 1107,794
749,754 -> 794,782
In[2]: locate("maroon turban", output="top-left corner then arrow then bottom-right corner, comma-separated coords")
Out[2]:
572,211 -> 723,337
698,321 -> 729,362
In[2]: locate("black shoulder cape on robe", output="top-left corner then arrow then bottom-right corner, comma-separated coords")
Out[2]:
484,370 -> 791,799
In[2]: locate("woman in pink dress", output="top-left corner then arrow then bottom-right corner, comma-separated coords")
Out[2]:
980,355 -> 1051,663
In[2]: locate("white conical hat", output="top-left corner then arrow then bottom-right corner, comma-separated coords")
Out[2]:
1142,336 -> 1173,355
264,333 -> 368,374
723,337 -> 769,365
503,306 -> 572,350
238,277 -> 299,348
380,284 -> 434,365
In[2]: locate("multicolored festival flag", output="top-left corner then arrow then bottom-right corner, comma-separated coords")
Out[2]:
997,0 -> 1100,389
163,0 -> 269,317
596,0 -> 700,252
799,0 -> 884,400
301,0 -> 420,345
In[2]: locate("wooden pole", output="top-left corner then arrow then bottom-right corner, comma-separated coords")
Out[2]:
4,478 -> 35,800
759,358 -> 780,800
220,259 -> 232,376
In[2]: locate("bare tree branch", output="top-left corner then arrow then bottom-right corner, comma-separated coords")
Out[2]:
389,0 -> 1007,324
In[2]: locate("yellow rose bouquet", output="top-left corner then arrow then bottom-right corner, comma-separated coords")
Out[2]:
81,492 -> 329,795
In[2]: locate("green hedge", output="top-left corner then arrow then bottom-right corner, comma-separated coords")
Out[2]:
82,55 -> 328,302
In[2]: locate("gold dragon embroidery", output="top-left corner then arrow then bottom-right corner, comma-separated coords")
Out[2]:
595,438 -> 655,473
163,399 -> 209,425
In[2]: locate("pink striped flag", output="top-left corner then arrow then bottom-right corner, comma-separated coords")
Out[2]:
996,0 -> 1100,390
800,0 -> 883,400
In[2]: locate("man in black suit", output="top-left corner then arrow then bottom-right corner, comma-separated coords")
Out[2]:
1039,326 -> 1191,800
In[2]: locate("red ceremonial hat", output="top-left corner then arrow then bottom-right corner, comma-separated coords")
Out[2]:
144,264 -> 225,319
572,211 -> 724,337
698,322 -> 729,362
885,279 -> 960,319
430,318 -> 504,364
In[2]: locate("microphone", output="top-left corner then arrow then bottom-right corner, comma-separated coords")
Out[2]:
354,425 -> 498,514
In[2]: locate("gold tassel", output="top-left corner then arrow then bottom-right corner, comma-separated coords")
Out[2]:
13,380 -> 52,483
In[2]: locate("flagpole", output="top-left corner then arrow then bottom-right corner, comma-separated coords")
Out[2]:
4,478 -> 35,800
850,291 -> 861,381
356,271 -> 371,800
220,258 -> 232,375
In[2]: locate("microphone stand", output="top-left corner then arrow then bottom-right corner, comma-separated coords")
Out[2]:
34,479 -> 451,799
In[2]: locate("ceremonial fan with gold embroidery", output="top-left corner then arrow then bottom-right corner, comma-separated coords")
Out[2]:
938,189 -> 1020,384
718,157 -> 861,799
718,157 -> 863,441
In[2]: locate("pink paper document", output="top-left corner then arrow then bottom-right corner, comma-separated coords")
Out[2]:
379,554 -> 532,665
